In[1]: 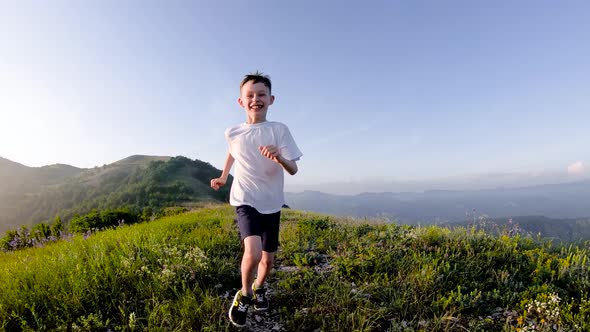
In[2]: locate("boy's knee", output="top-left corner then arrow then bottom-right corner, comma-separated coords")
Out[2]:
243,248 -> 262,263
260,255 -> 274,267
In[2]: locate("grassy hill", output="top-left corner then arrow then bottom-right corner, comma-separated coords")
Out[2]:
0,155 -> 231,233
1,206 -> 589,331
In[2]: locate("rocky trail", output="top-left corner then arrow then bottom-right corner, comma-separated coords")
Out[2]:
219,255 -> 333,331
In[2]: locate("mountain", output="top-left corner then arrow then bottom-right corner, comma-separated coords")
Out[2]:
0,157 -> 83,190
0,155 -> 231,233
0,157 -> 86,232
286,180 -> 590,224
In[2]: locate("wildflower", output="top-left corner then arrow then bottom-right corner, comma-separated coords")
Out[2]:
9,238 -> 19,250
121,258 -> 132,269
160,265 -> 176,282
129,312 -> 136,329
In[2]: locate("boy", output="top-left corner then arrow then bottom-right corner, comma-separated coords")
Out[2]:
210,71 -> 302,327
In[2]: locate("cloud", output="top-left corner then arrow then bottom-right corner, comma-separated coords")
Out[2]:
567,161 -> 585,175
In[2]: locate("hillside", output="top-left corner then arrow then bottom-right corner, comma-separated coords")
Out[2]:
0,155 -> 231,232
1,206 -> 589,331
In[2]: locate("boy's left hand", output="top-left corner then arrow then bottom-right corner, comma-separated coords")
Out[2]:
259,145 -> 281,163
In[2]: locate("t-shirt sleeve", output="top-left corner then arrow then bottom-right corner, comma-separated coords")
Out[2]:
279,125 -> 303,161
224,128 -> 233,155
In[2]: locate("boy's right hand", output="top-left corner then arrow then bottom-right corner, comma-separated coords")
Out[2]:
210,177 -> 226,191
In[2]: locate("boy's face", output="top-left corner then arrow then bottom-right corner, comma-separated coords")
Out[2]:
238,81 -> 274,123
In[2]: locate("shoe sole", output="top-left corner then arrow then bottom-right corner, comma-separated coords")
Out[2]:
254,304 -> 269,311
229,291 -> 246,328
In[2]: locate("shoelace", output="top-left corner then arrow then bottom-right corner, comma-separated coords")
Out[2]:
255,293 -> 264,302
237,303 -> 249,312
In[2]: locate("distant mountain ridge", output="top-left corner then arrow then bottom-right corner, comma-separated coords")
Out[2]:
286,180 -> 590,223
445,215 -> 590,243
0,157 -> 83,189
0,155 -> 231,233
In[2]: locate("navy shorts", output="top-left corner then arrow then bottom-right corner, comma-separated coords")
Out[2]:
235,205 -> 281,252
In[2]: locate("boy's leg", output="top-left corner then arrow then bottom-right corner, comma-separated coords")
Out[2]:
254,250 -> 275,287
241,235 -> 263,296
252,211 -> 280,311
255,210 -> 280,287
252,251 -> 274,311
229,206 -> 263,327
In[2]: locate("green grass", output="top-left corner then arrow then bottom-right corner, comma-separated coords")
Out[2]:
1,206 -> 590,331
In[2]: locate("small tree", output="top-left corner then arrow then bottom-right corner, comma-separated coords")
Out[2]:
51,215 -> 64,238
32,222 -> 51,241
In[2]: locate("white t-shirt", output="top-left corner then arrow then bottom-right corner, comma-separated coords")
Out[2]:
225,121 -> 302,214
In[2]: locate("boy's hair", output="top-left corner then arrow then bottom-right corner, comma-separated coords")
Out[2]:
240,71 -> 272,94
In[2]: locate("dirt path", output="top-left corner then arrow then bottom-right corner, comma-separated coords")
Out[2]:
220,274 -> 284,332
219,255 -> 333,331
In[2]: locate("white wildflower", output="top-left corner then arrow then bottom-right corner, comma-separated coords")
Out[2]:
129,312 -> 136,329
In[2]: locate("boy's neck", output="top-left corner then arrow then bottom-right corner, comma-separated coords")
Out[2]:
246,115 -> 267,124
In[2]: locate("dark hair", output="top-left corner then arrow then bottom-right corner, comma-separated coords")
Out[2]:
240,70 -> 272,94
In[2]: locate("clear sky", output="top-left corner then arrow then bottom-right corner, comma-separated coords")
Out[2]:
1,1 -> 589,193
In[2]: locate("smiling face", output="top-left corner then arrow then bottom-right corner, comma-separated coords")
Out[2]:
238,80 -> 275,124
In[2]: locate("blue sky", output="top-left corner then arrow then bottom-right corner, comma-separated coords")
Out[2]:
1,1 -> 589,193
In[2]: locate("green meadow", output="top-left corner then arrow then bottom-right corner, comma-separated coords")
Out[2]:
1,206 -> 590,331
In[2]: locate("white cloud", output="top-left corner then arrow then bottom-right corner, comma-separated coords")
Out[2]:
567,161 -> 585,175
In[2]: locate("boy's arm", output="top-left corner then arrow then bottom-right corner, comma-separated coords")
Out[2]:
259,145 -> 298,175
277,155 -> 298,175
210,152 -> 234,190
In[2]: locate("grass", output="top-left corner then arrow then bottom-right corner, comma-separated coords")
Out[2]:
1,206 -> 590,331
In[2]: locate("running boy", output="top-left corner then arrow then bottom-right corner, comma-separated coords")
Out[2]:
210,71 -> 302,327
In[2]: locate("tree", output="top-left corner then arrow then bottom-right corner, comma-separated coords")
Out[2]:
32,222 -> 51,240
51,215 -> 63,238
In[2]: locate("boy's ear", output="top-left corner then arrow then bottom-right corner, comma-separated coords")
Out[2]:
237,97 -> 244,107
270,95 -> 275,105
